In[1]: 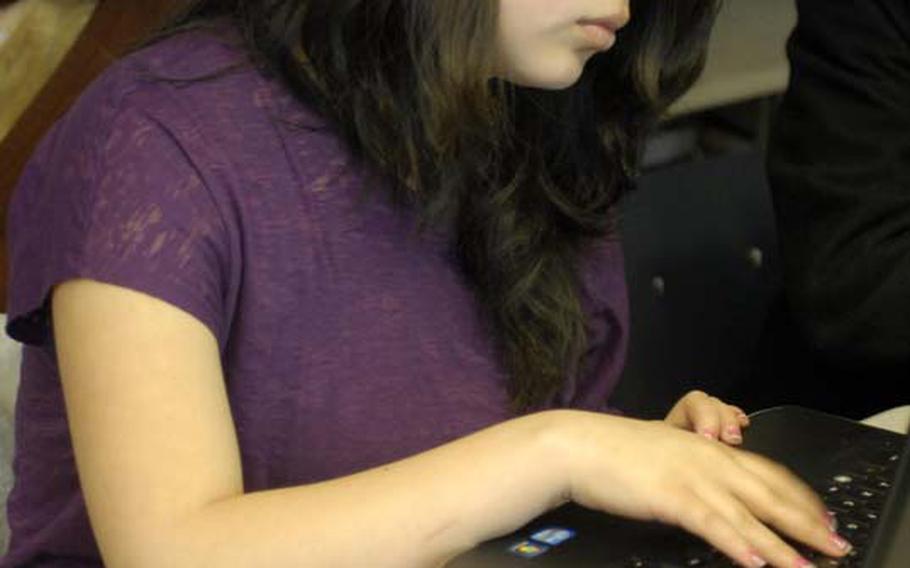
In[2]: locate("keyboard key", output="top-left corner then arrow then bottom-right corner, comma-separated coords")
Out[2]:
860,464 -> 885,475
854,483 -> 881,495
843,472 -> 869,482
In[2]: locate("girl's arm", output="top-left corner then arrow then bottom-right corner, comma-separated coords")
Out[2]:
53,278 -> 570,568
53,279 -> 849,568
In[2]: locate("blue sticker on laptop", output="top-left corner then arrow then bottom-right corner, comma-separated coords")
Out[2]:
508,540 -> 550,558
530,527 -> 576,547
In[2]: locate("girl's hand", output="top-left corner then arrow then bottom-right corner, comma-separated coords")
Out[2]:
551,411 -> 851,568
665,390 -> 751,446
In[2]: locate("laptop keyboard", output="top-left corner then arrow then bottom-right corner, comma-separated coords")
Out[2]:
622,441 -> 902,568
803,448 -> 901,567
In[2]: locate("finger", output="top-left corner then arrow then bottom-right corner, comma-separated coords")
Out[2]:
668,490 -> 769,568
664,390 -> 708,432
664,400 -> 690,430
735,452 -> 830,522
693,479 -> 818,568
720,405 -> 745,446
729,405 -> 751,427
730,455 -> 853,559
687,394 -> 722,440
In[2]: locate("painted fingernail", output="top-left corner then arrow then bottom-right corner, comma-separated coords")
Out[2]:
825,511 -> 838,532
831,534 -> 852,553
795,557 -> 816,568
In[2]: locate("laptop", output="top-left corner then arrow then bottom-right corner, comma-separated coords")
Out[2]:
446,406 -> 909,567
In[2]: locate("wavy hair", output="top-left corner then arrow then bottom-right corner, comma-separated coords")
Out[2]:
164,0 -> 719,411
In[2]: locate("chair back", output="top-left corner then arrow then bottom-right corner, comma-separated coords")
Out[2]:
612,151 -> 782,417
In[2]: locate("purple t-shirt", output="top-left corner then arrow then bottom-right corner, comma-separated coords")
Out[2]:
1,28 -> 628,566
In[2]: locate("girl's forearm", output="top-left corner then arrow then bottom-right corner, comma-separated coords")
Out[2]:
156,411 -> 576,568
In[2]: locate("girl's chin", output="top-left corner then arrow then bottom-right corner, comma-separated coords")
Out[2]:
500,56 -> 587,90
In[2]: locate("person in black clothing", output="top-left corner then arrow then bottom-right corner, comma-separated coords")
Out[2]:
748,0 -> 910,419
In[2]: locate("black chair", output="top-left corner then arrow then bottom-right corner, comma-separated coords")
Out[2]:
611,150 -> 783,418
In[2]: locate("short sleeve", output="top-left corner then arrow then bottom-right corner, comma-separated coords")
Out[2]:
5,85 -> 232,348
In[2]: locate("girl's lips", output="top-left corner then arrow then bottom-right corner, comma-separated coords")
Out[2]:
577,14 -> 627,50
578,21 -> 617,50
579,17 -> 626,33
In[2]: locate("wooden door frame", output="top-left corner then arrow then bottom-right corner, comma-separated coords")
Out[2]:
0,0 -> 185,310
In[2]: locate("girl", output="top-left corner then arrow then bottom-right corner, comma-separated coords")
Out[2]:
2,1 -> 852,567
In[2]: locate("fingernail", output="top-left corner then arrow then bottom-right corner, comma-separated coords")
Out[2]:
701,430 -> 717,440
825,511 -> 838,532
725,426 -> 742,442
748,551 -> 767,567
795,557 -> 816,568
831,534 -> 852,553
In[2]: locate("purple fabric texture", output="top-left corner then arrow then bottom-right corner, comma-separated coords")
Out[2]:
1,28 -> 629,566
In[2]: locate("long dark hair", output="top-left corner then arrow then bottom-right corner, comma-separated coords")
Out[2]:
162,0 -> 718,412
